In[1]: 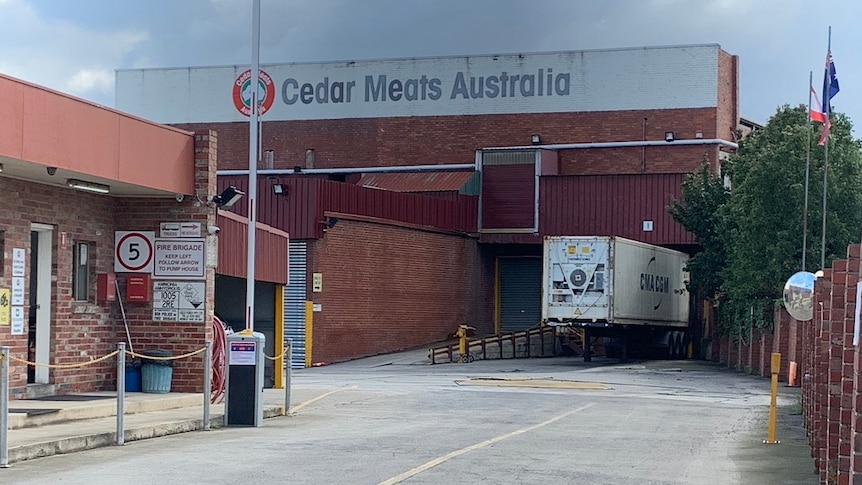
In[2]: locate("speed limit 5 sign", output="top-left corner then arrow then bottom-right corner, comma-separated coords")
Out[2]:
115,231 -> 155,273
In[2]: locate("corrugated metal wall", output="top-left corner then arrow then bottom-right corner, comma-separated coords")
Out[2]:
481,151 -> 536,231
216,211 -> 290,283
219,176 -> 478,239
539,173 -> 694,246
285,241 -> 308,368
499,257 -> 543,333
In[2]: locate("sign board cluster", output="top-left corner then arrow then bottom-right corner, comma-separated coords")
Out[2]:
114,223 -> 209,323
0,248 -> 27,335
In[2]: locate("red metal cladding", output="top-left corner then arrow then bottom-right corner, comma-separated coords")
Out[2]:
481,164 -> 536,230
356,171 -> 475,192
218,175 -> 477,238
539,173 -> 695,246
216,211 -> 290,283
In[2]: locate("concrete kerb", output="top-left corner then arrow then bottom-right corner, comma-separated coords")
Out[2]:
7,393 -> 204,430
7,404 -> 285,464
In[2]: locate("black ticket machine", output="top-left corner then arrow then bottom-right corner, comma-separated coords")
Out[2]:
225,330 -> 266,427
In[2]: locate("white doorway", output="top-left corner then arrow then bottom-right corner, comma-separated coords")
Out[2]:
29,223 -> 53,385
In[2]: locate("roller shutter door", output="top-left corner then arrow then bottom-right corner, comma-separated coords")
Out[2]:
285,241 -> 307,368
499,257 -> 542,333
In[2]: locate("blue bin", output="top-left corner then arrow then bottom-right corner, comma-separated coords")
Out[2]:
125,365 -> 142,392
140,349 -> 173,394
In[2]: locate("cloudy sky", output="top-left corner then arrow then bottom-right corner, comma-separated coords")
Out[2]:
1,0 -> 860,132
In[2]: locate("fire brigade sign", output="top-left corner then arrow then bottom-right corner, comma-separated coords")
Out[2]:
154,239 -> 206,279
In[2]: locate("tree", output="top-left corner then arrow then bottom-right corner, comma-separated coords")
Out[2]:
669,104 -> 862,336
722,105 -> 862,310
667,156 -> 729,302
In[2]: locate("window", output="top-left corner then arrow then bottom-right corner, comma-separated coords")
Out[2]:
73,242 -> 91,301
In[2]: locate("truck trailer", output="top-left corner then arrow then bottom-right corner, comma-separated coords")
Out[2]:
542,236 -> 690,361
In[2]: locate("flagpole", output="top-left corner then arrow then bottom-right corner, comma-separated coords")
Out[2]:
820,26 -> 831,270
803,70 -> 812,271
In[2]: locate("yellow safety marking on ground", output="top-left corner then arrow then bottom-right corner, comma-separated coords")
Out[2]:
288,386 -> 357,414
454,377 -> 610,390
377,403 -> 596,485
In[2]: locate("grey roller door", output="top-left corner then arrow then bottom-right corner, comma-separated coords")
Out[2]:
285,241 -> 307,368
499,257 -> 542,333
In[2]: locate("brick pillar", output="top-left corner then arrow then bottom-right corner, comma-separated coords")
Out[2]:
741,324 -> 752,373
816,270 -> 833,480
832,258 -> 854,483
750,327 -> 762,375
719,336 -> 729,366
761,326 -> 774,378
845,244 -> 862,483
827,260 -> 849,482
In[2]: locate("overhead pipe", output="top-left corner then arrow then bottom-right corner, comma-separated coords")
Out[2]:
218,163 -> 477,176
217,139 -> 737,177
482,138 -> 738,151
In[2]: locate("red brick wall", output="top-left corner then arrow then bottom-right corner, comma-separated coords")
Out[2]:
0,131 -> 217,398
175,107 -> 723,172
0,178 -> 118,396
113,131 -> 217,393
717,50 -> 740,144
308,217 -> 493,364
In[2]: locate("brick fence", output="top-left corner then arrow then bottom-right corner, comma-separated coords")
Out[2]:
710,243 -> 862,484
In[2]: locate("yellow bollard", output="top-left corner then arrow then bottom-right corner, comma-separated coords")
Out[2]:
456,325 -> 475,363
764,352 -> 781,444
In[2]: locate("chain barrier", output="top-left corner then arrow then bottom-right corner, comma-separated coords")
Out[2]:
5,346 -> 208,369
8,350 -> 120,369
263,348 -> 288,361
127,347 -> 207,362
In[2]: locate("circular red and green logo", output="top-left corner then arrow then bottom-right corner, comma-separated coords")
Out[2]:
232,69 -> 275,117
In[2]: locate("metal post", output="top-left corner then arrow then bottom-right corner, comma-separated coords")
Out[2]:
116,342 -> 125,446
1,346 -> 10,468
284,339 -> 292,416
245,0 -> 260,332
204,341 -> 212,430
764,352 -> 781,444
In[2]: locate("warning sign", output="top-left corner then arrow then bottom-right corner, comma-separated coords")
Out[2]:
0,289 -> 9,326
153,281 -> 206,322
115,231 -> 155,273
154,238 -> 206,279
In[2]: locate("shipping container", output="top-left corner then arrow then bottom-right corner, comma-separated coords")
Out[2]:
542,236 -> 690,360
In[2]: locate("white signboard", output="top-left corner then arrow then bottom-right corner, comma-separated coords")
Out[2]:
229,341 -> 257,366
11,277 -> 24,306
115,231 -> 155,273
160,222 -> 202,238
11,306 -> 25,335
154,238 -> 206,279
12,248 -> 25,277
116,45 -> 721,124
153,281 -> 206,322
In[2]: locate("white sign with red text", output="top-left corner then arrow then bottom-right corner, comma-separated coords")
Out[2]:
154,238 -> 206,279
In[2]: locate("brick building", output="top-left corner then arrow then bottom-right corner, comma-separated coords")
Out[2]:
116,43 -> 740,365
0,74 -> 288,398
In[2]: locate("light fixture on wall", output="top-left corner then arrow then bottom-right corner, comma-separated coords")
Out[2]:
211,185 -> 245,208
664,131 -> 675,142
67,179 -> 110,194
272,183 -> 287,196
531,134 -> 541,145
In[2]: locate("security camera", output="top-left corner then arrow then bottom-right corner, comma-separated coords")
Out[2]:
175,194 -> 185,202
207,225 -> 220,235
47,167 -> 57,176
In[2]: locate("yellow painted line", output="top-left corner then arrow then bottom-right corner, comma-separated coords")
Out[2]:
377,403 -> 596,485
288,386 -> 356,414
455,378 -> 610,390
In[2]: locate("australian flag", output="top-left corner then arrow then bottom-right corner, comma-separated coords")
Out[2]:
818,50 -> 839,145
